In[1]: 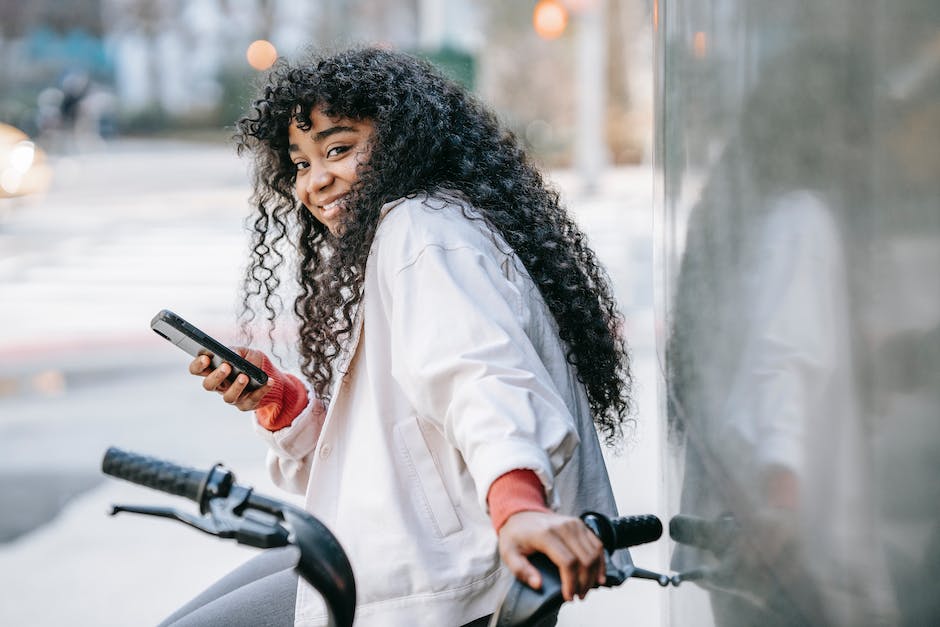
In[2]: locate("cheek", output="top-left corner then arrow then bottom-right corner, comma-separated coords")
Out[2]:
342,161 -> 364,184
294,178 -> 308,205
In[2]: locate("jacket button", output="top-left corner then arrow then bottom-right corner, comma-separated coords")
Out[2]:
320,444 -> 332,459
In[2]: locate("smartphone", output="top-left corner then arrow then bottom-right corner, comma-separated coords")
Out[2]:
150,309 -> 268,391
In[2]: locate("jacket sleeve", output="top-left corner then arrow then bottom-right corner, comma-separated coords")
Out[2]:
386,243 -> 580,512
253,377 -> 328,495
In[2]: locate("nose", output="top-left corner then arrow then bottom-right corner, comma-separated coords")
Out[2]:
304,162 -> 333,198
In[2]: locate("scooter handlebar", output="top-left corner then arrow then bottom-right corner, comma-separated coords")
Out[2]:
101,446 -> 223,509
583,513 -> 663,552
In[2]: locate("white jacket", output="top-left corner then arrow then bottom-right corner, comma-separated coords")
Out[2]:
256,194 -> 618,626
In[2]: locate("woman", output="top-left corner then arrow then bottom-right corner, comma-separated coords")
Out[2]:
167,47 -> 632,627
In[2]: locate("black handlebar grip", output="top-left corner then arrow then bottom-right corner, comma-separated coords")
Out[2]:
101,447 -> 209,503
609,514 -> 663,549
581,512 -> 663,552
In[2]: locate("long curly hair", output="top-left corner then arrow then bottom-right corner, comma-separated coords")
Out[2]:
234,47 -> 631,444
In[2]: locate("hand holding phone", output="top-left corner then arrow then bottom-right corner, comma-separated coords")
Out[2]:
150,309 -> 269,392
189,350 -> 272,412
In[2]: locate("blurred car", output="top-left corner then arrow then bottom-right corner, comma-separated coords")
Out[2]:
0,122 -> 52,199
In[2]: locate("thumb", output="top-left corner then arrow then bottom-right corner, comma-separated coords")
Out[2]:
503,547 -> 542,590
236,347 -> 267,368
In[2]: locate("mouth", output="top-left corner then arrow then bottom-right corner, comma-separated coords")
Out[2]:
319,195 -> 346,217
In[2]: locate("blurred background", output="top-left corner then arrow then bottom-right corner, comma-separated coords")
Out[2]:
2,0 -> 939,626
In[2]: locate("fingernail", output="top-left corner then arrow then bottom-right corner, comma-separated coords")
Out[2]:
237,375 -> 247,384
219,364 -> 229,374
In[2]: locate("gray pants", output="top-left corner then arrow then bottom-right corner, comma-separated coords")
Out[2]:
159,547 -> 297,626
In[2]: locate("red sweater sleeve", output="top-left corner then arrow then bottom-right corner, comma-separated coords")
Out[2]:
486,469 -> 551,531
254,354 -> 310,432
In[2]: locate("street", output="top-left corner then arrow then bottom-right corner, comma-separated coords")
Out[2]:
0,140 -> 665,625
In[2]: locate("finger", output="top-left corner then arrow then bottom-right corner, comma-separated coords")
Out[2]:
239,380 -> 271,407
594,536 -> 607,585
189,355 -> 211,376
539,536 -> 578,601
568,534 -> 596,599
593,540 -> 608,586
202,363 -> 231,391
540,523 -> 594,599
501,546 -> 543,591
223,373 -> 249,404
557,525 -> 603,600
570,529 -> 605,595
236,347 -> 265,368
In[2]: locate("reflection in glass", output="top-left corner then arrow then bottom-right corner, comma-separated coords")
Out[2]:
655,2 -> 939,626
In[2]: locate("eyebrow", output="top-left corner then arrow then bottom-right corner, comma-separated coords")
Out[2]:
288,125 -> 358,154
314,125 -> 357,141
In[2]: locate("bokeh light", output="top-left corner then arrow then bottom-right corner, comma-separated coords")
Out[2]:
693,31 -> 708,58
246,39 -> 278,71
533,0 -> 569,41
0,123 -> 51,198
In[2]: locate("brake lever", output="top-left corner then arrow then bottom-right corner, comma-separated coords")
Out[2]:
110,504 -> 210,531
110,492 -> 291,550
620,563 -> 672,587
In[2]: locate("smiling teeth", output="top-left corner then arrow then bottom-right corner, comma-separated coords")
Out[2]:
323,197 -> 344,211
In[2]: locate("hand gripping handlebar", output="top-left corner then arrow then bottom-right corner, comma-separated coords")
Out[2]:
101,447 -> 356,627
490,512 -> 670,627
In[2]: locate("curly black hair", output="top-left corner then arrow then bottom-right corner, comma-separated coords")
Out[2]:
234,47 -> 631,445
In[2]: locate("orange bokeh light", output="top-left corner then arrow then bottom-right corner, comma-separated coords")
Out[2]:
693,31 -> 708,58
533,0 -> 569,41
246,39 -> 278,71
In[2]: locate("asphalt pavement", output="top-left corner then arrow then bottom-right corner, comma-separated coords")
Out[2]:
0,140 -> 666,626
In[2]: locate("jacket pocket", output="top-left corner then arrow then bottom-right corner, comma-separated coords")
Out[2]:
394,417 -> 463,538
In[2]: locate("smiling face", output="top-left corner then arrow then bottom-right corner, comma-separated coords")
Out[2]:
288,108 -> 374,234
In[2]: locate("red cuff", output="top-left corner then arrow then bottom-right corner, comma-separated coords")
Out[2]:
254,354 -> 309,432
486,469 -> 551,532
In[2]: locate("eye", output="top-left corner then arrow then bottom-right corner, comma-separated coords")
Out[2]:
326,145 -> 351,159
293,160 -> 310,172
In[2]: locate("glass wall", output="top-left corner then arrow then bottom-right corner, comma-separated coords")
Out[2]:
654,1 -> 940,625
